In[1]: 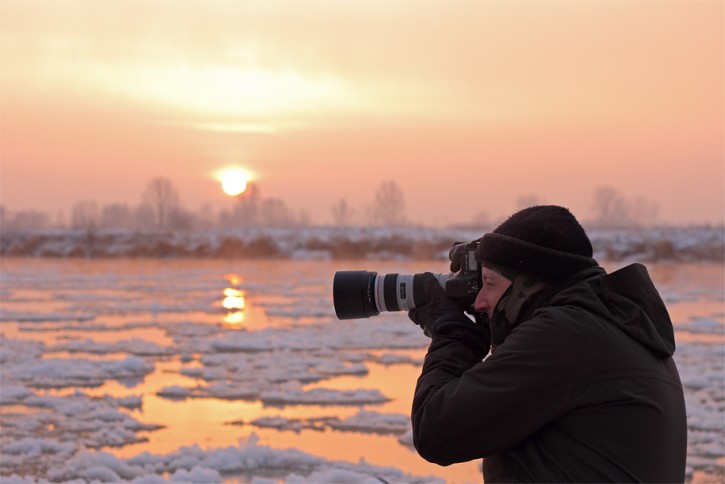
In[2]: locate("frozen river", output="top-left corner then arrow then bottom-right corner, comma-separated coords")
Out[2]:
1,258 -> 723,483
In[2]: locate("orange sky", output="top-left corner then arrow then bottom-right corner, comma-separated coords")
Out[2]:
1,0 -> 723,226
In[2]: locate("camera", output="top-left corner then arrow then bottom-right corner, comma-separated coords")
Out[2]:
333,240 -> 481,320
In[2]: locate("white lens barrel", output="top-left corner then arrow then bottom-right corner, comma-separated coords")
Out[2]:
373,272 -> 451,312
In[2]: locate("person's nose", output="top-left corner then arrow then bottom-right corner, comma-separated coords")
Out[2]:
473,288 -> 487,312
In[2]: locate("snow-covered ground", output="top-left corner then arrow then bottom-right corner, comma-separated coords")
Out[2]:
0,254 -> 723,483
1,225 -> 723,263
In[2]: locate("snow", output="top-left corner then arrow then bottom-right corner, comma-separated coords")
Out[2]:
328,410 -> 410,434
259,386 -> 390,407
1,242 -> 723,482
1,225 -> 723,263
23,435 -> 442,484
53,337 -> 178,356
9,354 -> 155,389
677,317 -> 724,335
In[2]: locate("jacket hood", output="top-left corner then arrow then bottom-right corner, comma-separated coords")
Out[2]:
494,263 -> 676,357
583,263 -> 676,357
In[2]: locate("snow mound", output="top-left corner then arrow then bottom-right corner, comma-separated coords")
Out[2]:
37,435 -> 443,484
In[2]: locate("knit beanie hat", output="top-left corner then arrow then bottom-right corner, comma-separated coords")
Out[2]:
477,205 -> 598,283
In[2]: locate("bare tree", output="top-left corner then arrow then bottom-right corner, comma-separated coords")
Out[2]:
331,198 -> 355,226
218,183 -> 303,228
221,182 -> 261,228
71,200 -> 99,230
592,186 -> 623,228
591,186 -> 658,228
100,204 -> 134,229
134,204 -> 155,230
167,206 -> 195,231
141,177 -> 180,229
1,208 -> 51,231
371,181 -> 406,226
260,198 -> 295,226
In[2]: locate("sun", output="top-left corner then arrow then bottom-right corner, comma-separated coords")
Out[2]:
217,168 -> 251,197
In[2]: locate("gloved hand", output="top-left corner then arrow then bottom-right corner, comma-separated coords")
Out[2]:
408,272 -> 477,337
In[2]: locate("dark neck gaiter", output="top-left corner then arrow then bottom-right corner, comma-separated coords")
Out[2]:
489,276 -> 552,351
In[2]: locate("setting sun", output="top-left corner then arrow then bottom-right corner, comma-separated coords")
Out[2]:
217,167 -> 251,197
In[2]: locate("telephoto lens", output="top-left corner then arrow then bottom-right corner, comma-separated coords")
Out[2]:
333,270 -> 449,320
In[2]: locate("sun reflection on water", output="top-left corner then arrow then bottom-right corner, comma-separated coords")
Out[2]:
222,275 -> 247,327
223,288 -> 246,310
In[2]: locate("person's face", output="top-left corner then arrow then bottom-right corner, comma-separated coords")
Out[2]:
473,267 -> 513,319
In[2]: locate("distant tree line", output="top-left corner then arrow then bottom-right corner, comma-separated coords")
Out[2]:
0,177 -> 311,232
331,180 -> 407,228
217,183 -> 311,229
330,183 -> 664,230
0,178 -> 685,232
589,186 -> 659,229
1,178 -> 410,232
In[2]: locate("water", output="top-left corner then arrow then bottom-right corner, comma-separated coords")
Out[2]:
1,258 -> 723,483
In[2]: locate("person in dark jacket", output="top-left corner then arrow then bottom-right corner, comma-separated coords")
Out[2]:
409,205 -> 687,483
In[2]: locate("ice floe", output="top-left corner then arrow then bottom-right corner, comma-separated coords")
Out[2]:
1,255 -> 722,482
6,435 -> 443,484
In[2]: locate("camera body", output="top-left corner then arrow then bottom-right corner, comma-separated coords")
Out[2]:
333,240 -> 482,320
444,239 -> 482,309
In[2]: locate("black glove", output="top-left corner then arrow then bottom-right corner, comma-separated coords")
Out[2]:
408,272 -> 477,337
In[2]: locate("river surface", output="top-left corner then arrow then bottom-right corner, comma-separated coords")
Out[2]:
1,258 -> 723,483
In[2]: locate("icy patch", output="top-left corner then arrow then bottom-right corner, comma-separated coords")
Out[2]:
676,317 -> 724,335
18,320 -> 159,333
2,336 -> 155,389
241,410 -> 410,436
0,383 -> 32,405
0,336 -> 45,364
327,410 -> 409,434
1,392 -> 163,477
208,319 -> 425,353
264,302 -> 335,320
33,435 -> 443,484
157,382 -> 259,401
242,416 -> 334,433
0,311 -> 96,323
676,342 -> 725,478
12,355 -> 154,389
158,381 -> 390,407
52,337 -> 178,356
196,349 -> 373,385
165,321 -> 223,337
366,352 -> 423,366
260,385 -> 390,407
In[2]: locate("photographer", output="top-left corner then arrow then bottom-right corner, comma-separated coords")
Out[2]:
409,205 -> 687,482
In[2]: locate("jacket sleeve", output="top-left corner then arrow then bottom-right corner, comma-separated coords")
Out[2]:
412,310 -> 579,465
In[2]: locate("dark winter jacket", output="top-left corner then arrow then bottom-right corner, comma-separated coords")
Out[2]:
412,264 -> 687,483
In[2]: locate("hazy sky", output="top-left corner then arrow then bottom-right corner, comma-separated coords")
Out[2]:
1,0 -> 723,226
